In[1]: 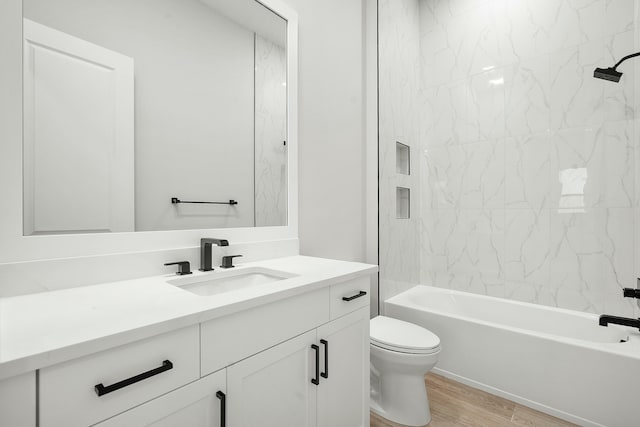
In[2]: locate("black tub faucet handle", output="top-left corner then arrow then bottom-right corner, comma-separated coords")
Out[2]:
623,288 -> 640,299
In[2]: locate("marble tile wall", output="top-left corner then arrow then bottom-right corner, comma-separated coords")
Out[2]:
378,0 -> 422,304
255,35 -> 287,227
380,0 -> 640,317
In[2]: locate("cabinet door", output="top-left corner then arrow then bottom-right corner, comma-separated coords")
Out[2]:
0,372 -> 36,427
95,369 -> 226,427
317,307 -> 370,427
227,329 -> 317,427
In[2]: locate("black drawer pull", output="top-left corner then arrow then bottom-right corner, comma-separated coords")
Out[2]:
320,339 -> 328,379
311,344 -> 320,385
342,291 -> 367,302
216,391 -> 226,427
94,360 -> 173,397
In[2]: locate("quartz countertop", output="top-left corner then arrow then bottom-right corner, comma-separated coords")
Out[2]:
0,255 -> 378,380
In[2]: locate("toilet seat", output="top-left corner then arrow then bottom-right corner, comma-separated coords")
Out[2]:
370,316 -> 440,354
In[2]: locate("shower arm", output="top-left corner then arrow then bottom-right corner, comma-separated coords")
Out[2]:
612,52 -> 640,70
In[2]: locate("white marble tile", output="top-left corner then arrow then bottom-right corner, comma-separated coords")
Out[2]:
505,281 -> 556,306
419,24 -> 448,88
505,132 -> 552,210
504,56 -> 551,137
503,0 -> 557,62
418,0 -> 438,31
422,144 -> 464,209
422,140 -> 504,209
465,1 -> 504,76
468,69 -> 506,141
439,272 -> 506,298
547,0 -> 604,50
551,123 -> 634,209
426,0 -> 485,25
422,80 -> 468,146
549,208 -> 634,313
604,0 -> 637,36
422,208 -> 505,281
430,14 -> 472,84
459,140 -> 505,208
505,209 -> 550,287
549,40 -> 605,130
604,30 -> 636,121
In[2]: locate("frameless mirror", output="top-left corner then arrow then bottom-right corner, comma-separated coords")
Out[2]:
22,0 -> 287,236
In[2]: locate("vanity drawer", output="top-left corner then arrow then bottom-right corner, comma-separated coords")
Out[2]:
330,276 -> 370,319
201,287 -> 329,376
39,325 -> 199,427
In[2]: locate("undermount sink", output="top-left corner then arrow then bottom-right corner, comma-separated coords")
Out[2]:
167,267 -> 296,297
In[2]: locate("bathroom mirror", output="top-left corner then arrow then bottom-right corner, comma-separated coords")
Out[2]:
22,0 -> 288,235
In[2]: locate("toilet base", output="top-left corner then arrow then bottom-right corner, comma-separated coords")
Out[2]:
370,371 -> 432,426
370,343 -> 439,427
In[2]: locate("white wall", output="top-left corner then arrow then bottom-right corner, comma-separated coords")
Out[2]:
285,0 -> 368,262
25,0 -> 256,231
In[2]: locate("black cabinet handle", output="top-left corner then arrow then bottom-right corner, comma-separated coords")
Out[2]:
216,391 -> 226,427
94,360 -> 173,397
311,344 -> 320,385
320,339 -> 328,379
342,291 -> 367,302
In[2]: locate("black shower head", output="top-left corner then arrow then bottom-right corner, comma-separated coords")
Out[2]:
594,67 -> 622,82
594,52 -> 640,83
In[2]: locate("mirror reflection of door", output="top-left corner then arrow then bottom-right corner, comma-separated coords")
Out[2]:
23,19 -> 134,235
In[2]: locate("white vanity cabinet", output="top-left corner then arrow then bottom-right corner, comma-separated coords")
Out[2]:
226,308 -> 369,427
95,369 -> 227,427
39,325 -> 200,427
317,307 -> 370,427
31,274 -> 371,427
227,329 -> 318,427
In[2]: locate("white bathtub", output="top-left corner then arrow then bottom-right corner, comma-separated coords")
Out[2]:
385,285 -> 640,427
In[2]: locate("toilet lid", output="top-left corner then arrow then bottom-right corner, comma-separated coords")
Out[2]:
370,316 -> 440,354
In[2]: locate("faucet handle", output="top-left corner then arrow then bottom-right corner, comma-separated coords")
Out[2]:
623,288 -> 640,299
164,261 -> 192,275
220,255 -> 243,269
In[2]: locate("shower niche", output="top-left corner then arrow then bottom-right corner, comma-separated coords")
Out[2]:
395,142 -> 410,175
396,187 -> 410,219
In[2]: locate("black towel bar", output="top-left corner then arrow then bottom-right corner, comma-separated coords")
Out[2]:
171,197 -> 237,205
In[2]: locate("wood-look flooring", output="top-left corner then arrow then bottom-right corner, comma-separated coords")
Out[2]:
370,373 -> 579,427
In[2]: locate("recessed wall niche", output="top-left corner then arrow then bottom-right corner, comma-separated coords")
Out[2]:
396,187 -> 410,219
396,142 -> 410,175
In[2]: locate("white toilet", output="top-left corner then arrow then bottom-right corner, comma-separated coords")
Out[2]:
370,316 -> 441,426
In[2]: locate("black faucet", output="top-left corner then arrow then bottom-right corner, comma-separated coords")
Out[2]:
599,315 -> 640,331
200,238 -> 229,272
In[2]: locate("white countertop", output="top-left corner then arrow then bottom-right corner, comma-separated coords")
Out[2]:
0,255 -> 378,380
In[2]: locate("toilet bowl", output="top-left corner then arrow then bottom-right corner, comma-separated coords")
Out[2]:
370,316 -> 440,426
